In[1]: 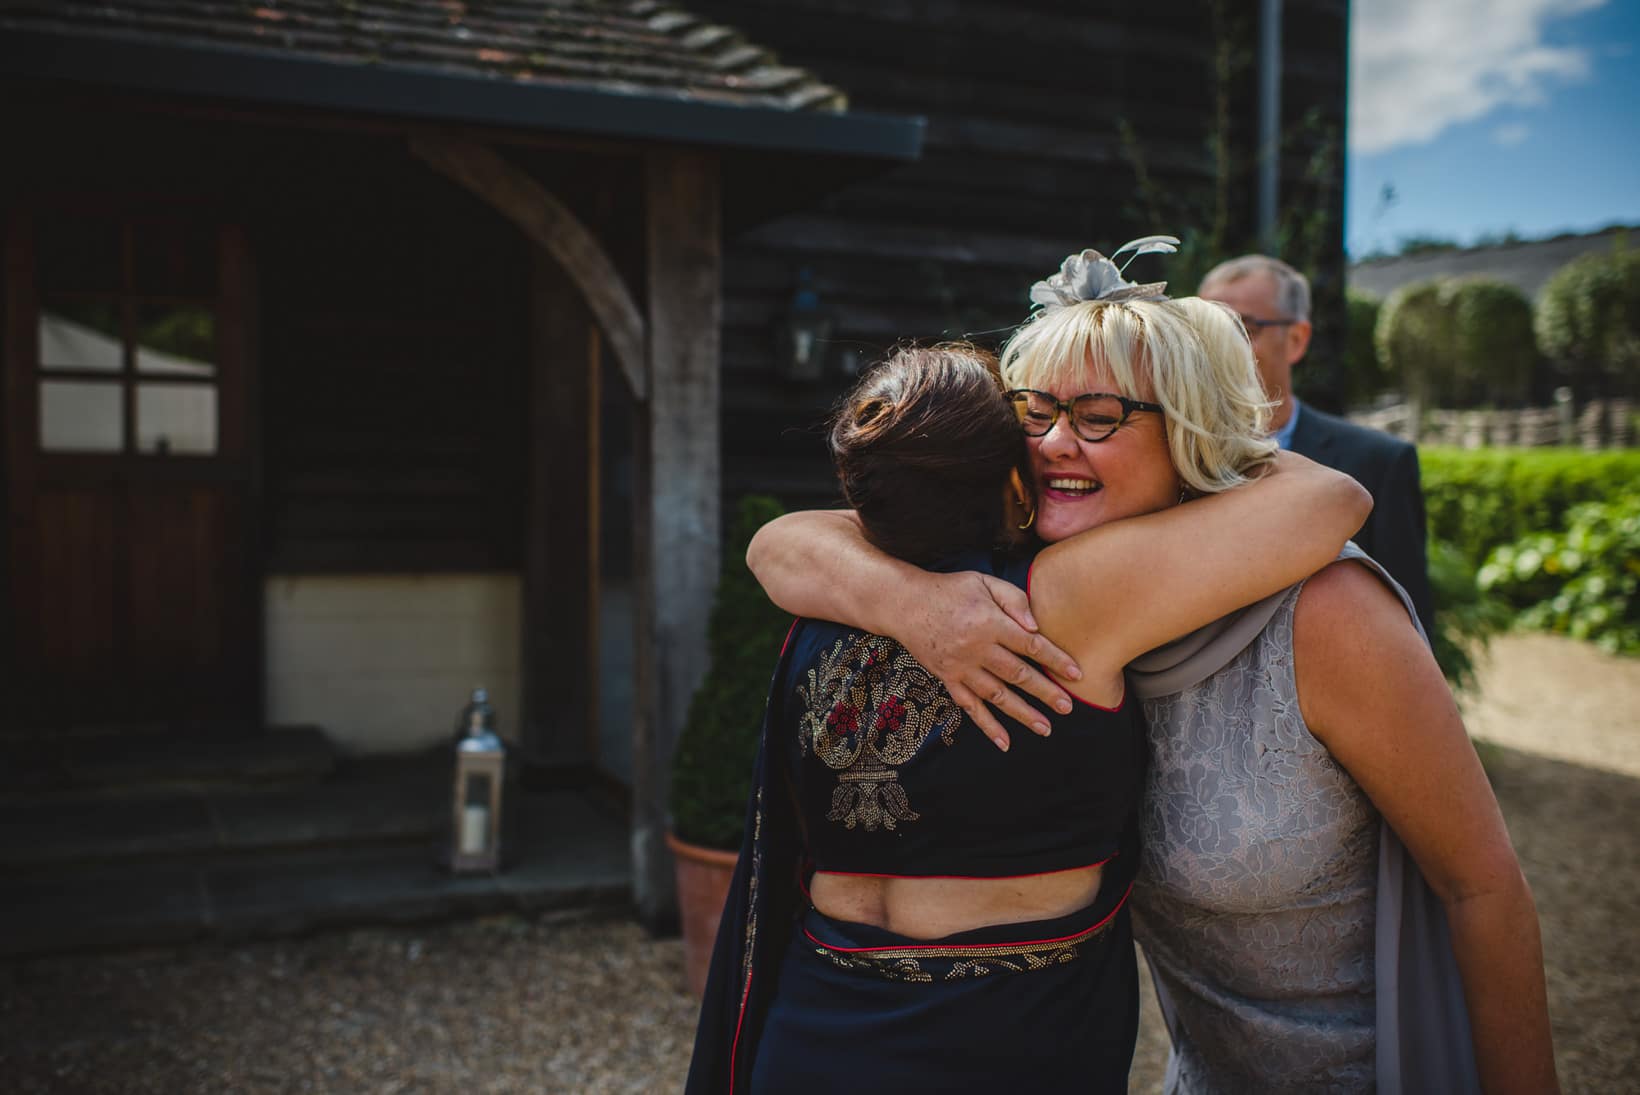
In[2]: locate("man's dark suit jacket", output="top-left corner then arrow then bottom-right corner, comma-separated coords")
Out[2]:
1288,403 -> 1435,638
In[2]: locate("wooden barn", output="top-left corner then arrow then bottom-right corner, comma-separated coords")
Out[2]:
0,0 -> 1346,945
696,0 -> 1351,509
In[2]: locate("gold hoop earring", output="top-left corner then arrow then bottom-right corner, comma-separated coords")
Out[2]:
1017,505 -> 1037,531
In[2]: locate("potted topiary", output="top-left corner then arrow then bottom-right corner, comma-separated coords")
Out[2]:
668,494 -> 792,996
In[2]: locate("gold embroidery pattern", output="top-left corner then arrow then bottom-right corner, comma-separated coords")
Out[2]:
797,634 -> 959,831
740,787 -> 762,986
810,917 -> 1112,983
815,950 -> 936,983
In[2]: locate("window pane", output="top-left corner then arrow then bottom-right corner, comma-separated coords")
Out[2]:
133,219 -> 217,296
136,304 -> 215,376
40,380 -> 124,452
39,301 -> 124,373
136,382 -> 217,455
36,216 -> 122,293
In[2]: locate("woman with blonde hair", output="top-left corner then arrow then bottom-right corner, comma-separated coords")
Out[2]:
685,254 -> 1377,1091
742,244 -> 1558,1093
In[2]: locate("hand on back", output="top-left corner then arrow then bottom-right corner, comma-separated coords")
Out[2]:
898,570 -> 1082,751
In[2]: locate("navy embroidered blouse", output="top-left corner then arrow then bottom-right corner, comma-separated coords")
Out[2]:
780,548 -> 1145,879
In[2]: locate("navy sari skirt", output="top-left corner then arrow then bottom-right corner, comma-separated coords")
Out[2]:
748,885 -> 1138,1095
684,626 -> 1140,1095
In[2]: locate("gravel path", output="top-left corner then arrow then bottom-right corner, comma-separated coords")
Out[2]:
3,634 -> 1637,1093
2,914 -> 700,1095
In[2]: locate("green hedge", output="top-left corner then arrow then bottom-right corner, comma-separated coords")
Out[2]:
1421,448 -> 1640,566
669,495 -> 792,850
1428,539 -> 1512,692
1478,494 -> 1640,655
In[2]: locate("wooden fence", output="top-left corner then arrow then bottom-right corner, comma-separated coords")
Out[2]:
1351,395 -> 1635,449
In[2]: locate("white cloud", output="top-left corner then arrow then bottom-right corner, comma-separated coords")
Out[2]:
1492,122 -> 1532,145
1351,0 -> 1606,153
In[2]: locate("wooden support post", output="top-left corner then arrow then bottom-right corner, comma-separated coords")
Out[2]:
522,251 -> 600,764
631,149 -> 722,929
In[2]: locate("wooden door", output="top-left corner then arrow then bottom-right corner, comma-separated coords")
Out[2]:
3,211 -> 259,731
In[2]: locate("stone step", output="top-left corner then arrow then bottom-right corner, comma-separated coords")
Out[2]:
0,762 -> 448,870
0,790 -> 631,957
1,725 -> 337,796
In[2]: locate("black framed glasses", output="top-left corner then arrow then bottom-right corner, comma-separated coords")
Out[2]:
1005,388 -> 1164,443
1237,314 -> 1297,331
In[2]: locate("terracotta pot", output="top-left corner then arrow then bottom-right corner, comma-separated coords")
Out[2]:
666,831 -> 740,997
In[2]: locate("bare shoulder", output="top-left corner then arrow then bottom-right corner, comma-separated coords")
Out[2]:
1294,559 -> 1409,643
1293,559 -> 1433,733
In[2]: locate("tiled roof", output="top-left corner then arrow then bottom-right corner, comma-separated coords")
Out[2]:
0,0 -> 848,113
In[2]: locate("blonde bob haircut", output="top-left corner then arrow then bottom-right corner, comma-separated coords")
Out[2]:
999,296 -> 1278,496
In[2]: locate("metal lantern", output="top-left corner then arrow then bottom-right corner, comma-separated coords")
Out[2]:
776,266 -> 833,383
450,686 -> 506,874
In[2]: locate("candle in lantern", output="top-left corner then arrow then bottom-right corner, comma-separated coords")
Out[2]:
461,803 -> 489,855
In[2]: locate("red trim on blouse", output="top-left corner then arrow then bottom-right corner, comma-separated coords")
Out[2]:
1052,675 -> 1126,713
802,881 -> 1133,954
1025,558 -> 1127,712
778,618 -> 799,658
811,855 -> 1114,882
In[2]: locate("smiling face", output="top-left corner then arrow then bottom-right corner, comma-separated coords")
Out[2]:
1029,363 -> 1181,544
1002,296 -> 1278,543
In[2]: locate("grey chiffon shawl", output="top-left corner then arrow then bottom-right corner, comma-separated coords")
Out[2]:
1127,543 -> 1480,1094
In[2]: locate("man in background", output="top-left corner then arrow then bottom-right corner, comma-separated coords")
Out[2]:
1199,255 -> 1435,635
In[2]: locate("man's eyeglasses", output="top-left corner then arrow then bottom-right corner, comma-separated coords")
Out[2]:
1238,314 -> 1297,332
1005,389 -> 1164,443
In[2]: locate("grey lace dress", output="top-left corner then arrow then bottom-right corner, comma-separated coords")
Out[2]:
1126,544 -> 1480,1095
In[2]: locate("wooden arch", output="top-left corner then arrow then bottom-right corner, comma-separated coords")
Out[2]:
410,134 -> 648,401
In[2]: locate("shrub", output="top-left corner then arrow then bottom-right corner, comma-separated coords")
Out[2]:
1536,245 -> 1640,393
1376,280 -> 1453,407
1428,539 -> 1512,692
1341,290 -> 1390,406
1374,278 -> 1537,408
669,495 -> 792,849
1446,278 -> 1535,406
1477,494 -> 1640,654
1420,447 -> 1640,566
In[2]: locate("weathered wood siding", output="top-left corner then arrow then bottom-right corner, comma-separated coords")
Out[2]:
256,135 -> 531,574
695,0 -> 1349,508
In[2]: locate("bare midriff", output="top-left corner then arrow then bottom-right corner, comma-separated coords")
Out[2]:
809,864 -> 1104,940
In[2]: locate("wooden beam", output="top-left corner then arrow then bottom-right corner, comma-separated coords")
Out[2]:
630,149 -> 722,929
521,250 -> 600,764
409,133 -> 648,401
1,214 -> 37,729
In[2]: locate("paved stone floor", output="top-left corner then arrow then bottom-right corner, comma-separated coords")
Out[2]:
3,635 -> 1636,1092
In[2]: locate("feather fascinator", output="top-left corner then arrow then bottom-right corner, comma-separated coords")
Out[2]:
1028,235 -> 1181,311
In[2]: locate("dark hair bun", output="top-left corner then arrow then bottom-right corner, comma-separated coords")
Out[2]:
830,343 -> 1027,565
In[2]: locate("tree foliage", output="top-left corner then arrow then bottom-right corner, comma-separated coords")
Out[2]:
1341,290 -> 1390,405
1535,245 -> 1640,393
1375,280 -> 1453,405
1446,278 -> 1536,406
1395,234 -> 1462,256
1375,278 -> 1538,407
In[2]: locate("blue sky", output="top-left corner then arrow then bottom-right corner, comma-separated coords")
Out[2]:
1346,0 -> 1640,257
